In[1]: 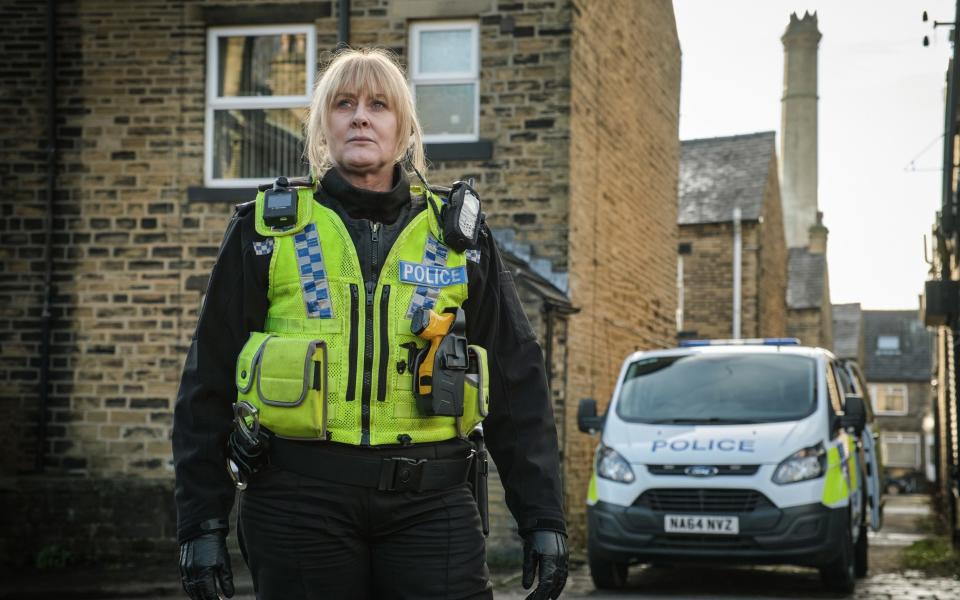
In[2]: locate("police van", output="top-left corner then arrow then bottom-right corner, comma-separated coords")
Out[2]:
577,339 -> 882,593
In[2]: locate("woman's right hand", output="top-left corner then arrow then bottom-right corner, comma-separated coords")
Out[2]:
179,532 -> 235,599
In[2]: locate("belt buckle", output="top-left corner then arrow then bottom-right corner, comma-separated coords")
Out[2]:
379,456 -> 426,492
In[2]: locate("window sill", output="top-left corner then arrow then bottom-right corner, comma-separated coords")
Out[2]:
424,140 -> 493,162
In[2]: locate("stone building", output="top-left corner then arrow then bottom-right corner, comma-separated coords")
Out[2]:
0,0 -> 680,563
676,131 -> 788,340
862,310 -> 934,492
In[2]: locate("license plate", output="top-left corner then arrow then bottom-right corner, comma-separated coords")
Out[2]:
664,514 -> 739,534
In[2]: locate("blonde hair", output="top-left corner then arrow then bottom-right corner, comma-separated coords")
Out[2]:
303,48 -> 426,179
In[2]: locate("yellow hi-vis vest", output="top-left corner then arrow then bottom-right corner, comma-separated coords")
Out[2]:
234,184 -> 489,445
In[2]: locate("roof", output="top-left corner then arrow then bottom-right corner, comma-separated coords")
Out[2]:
678,131 -> 776,225
863,310 -> 932,382
831,303 -> 862,360
787,248 -> 827,309
492,228 -> 574,311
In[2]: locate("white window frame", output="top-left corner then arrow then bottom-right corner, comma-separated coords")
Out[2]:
204,24 -> 316,188
880,432 -> 921,468
876,335 -> 901,355
869,383 -> 909,416
408,20 -> 480,143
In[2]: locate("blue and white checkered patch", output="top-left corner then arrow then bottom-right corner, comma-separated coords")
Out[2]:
405,234 -> 450,319
253,238 -> 274,256
293,223 -> 334,319
465,248 -> 481,264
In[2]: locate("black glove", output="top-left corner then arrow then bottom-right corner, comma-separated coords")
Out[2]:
179,532 -> 234,600
521,529 -> 568,600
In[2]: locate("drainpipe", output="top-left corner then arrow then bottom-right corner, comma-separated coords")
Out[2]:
676,255 -> 684,332
37,0 -> 58,473
337,0 -> 350,48
732,207 -> 742,339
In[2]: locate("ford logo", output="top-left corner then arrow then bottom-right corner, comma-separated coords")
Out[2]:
684,465 -> 719,477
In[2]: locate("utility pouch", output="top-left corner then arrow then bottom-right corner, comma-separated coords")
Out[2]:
235,332 -> 329,439
458,345 -> 490,435
468,428 -> 489,536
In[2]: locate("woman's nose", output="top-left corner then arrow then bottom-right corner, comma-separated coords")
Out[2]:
351,105 -> 370,126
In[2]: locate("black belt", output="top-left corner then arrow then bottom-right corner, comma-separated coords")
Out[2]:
268,437 -> 474,493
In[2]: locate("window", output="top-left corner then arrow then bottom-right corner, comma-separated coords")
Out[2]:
876,335 -> 901,355
205,25 -> 316,187
409,21 -> 479,143
869,383 -> 908,415
881,432 -> 921,468
825,364 -> 844,415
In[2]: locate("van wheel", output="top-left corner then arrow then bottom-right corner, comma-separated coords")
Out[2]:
589,557 -> 628,590
819,508 -> 856,594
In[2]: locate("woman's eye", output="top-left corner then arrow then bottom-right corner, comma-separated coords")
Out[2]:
372,100 -> 386,109
336,99 -> 353,108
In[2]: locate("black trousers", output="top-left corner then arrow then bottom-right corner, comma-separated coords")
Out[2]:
237,441 -> 492,600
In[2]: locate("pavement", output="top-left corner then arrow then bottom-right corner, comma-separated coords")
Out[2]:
1,494 -> 957,599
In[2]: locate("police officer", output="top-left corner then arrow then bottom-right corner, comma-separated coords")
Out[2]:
173,48 -> 568,600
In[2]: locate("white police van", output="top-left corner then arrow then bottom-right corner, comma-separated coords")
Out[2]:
577,339 -> 882,594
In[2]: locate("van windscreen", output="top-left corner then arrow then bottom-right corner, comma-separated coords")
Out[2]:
616,353 -> 817,424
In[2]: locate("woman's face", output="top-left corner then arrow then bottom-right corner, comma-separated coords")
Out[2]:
327,90 -> 399,178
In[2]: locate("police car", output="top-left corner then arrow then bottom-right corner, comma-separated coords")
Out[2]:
577,339 -> 882,593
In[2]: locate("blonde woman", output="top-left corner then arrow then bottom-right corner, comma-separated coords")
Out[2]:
173,48 -> 567,600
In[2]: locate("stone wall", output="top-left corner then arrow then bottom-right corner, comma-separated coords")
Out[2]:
564,0 -> 680,546
870,380 -> 933,486
757,159 -> 788,338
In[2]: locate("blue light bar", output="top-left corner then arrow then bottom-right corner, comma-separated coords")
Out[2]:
678,338 -> 801,348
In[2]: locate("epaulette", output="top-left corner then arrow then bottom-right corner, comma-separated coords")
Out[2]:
257,176 -> 313,192
233,199 -> 255,216
428,184 -> 452,197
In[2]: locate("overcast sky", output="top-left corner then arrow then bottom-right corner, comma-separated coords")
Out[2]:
672,0 -> 955,310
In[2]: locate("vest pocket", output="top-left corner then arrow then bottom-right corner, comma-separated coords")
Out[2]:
458,344 -> 490,436
235,333 -> 329,440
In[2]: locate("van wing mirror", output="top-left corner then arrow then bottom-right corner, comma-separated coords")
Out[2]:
842,394 -> 867,435
577,398 -> 604,434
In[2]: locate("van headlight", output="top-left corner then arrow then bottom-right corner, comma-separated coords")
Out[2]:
772,443 -> 826,485
596,444 -> 635,483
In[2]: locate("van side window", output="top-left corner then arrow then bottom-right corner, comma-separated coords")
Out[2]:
835,365 -> 857,395
825,363 -> 844,416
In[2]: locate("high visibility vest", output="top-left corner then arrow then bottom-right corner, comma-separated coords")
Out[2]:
234,184 -> 489,445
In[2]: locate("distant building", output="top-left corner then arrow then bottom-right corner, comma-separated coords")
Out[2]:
832,303 -> 864,366
863,310 -> 934,492
676,131 -> 788,340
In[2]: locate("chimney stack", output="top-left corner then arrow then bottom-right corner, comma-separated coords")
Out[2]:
780,11 -> 821,249
808,211 -> 828,254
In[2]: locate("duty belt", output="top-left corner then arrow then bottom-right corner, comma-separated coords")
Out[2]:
267,437 -> 474,493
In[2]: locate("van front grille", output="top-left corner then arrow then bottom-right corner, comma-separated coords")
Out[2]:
635,488 -> 772,513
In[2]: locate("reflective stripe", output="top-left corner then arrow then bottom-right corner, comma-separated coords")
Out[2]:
822,444 -> 850,506
587,472 -> 599,505
405,234 -> 450,318
293,223 -> 334,319
253,238 -> 274,255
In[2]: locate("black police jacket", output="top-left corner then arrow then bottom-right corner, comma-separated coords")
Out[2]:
172,168 -> 567,543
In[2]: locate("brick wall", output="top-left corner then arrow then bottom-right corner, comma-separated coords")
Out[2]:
564,0 -> 680,546
757,160 -> 788,337
679,222 -> 759,339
